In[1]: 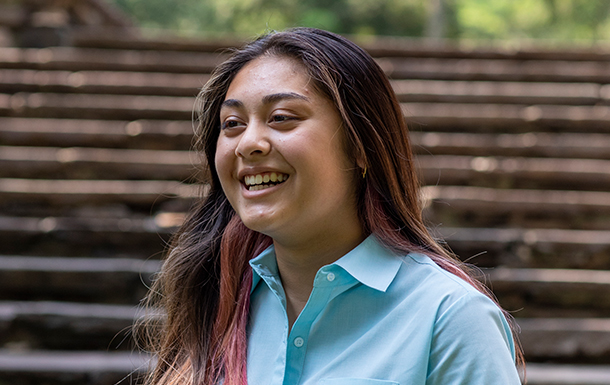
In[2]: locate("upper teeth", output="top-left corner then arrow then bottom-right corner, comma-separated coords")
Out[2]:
244,172 -> 287,186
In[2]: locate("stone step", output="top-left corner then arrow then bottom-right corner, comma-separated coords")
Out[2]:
439,227 -> 610,269
380,56 -> 610,83
519,318 -> 610,364
405,103 -> 610,132
0,46 -> 224,73
7,178 -> 609,230
0,92 -> 193,120
2,146 -> 607,190
0,146 -> 195,180
0,214 -> 174,257
6,46 -> 610,82
2,68 -> 605,106
0,178 -> 605,228
2,118 -> 610,151
417,155 -> 610,191
0,117 -> 192,150
525,363 -> 610,385
1,351 -> 609,385
2,300 -> 610,362
0,212 -> 606,267
0,68 -> 207,97
393,79 -> 604,105
9,179 -> 608,220
0,255 -> 159,303
0,301 -> 140,351
488,268 -> 610,318
410,132 -> 610,160
73,28 -> 240,54
0,178 -> 197,208
0,349 -> 150,385
4,255 -> 610,317
423,186 -> 610,230
2,117 -> 609,158
4,92 -> 610,131
2,354 -> 609,385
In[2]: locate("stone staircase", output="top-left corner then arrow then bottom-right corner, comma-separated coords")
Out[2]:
0,32 -> 609,384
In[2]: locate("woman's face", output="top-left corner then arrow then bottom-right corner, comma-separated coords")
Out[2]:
214,55 -> 361,247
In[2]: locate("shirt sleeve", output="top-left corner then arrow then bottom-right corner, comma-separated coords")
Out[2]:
426,292 -> 522,385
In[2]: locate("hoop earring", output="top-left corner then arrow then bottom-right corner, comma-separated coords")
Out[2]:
362,166 -> 367,179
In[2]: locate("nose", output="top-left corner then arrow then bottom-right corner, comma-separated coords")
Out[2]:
235,121 -> 271,158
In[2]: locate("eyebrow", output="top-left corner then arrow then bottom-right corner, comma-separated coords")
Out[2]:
221,92 -> 309,109
262,92 -> 309,104
221,99 -> 244,109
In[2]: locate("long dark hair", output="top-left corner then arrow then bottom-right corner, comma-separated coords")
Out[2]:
139,27 -> 523,385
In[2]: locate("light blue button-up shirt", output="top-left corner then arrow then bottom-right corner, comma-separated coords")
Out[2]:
247,235 -> 521,385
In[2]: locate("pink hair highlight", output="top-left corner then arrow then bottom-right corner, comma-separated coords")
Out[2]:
212,215 -> 271,385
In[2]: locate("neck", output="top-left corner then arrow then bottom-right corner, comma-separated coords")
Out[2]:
273,227 -> 365,328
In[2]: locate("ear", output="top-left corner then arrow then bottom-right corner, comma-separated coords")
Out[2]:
356,158 -> 367,179
355,155 -> 366,170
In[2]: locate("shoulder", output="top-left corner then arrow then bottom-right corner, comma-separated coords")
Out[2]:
395,254 -> 520,383
396,253 -> 487,309
392,252 -> 516,352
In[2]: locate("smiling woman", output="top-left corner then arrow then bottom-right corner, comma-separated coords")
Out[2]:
215,56 -> 361,272
139,28 -> 523,385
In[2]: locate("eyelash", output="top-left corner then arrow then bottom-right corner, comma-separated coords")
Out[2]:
220,113 -> 297,130
221,120 -> 242,130
270,114 -> 292,123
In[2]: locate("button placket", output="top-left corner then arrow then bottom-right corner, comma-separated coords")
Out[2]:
283,282 -> 334,385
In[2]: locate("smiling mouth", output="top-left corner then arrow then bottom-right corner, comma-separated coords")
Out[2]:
244,172 -> 289,191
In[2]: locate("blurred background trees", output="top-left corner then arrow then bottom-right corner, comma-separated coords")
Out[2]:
109,0 -> 610,43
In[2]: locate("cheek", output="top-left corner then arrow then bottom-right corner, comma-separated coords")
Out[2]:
214,139 -> 234,182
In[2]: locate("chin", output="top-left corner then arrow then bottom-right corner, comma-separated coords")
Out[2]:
238,214 -> 275,235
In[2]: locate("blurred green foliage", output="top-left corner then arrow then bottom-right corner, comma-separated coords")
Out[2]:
456,0 -> 610,40
109,0 -> 610,42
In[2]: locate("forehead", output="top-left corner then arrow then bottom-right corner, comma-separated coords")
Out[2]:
225,55 -> 314,100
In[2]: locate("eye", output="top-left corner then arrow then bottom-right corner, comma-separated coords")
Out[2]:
221,119 -> 244,130
271,115 -> 289,122
270,114 -> 297,124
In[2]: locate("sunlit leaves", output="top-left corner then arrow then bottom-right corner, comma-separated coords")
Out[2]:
109,0 -> 610,42
456,0 -> 610,41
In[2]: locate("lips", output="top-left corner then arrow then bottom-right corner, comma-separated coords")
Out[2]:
244,172 -> 289,191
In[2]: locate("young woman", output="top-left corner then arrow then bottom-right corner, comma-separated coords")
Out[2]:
141,28 -> 523,385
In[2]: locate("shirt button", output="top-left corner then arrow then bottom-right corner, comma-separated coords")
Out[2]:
293,337 -> 304,347
327,272 -> 335,282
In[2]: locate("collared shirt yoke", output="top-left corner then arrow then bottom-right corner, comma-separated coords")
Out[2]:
247,236 -> 521,385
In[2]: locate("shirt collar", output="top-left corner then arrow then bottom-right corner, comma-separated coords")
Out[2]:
250,244 -> 277,294
249,234 -> 403,293
333,235 -> 402,292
